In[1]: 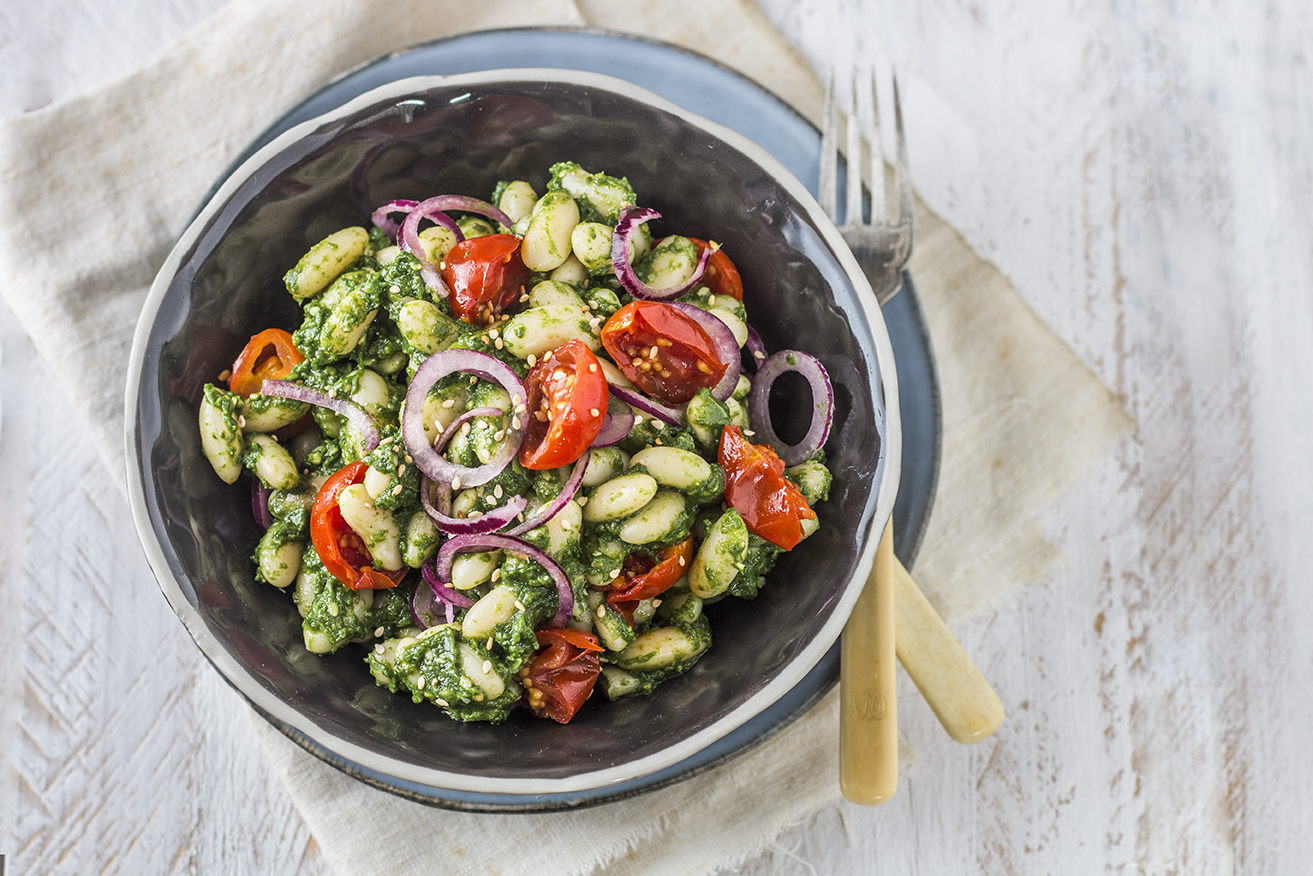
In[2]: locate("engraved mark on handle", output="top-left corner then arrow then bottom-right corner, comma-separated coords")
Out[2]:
852,688 -> 888,721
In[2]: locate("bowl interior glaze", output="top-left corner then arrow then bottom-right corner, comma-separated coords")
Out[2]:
130,70 -> 893,794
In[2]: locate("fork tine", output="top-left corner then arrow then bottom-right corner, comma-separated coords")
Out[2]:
866,67 -> 886,227
891,69 -> 912,227
845,68 -> 862,227
819,68 -> 838,221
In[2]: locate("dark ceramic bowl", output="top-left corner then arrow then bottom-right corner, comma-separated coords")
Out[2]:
125,69 -> 900,799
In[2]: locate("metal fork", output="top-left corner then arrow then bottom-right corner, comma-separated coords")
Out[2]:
819,67 -> 913,305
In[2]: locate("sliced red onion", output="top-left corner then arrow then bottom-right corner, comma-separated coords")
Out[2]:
610,206 -> 711,301
591,396 -> 636,447
399,200 -> 462,296
411,576 -> 448,629
402,350 -> 526,489
434,533 -> 574,628
252,480 -> 273,531
371,199 -> 419,239
608,383 -> 684,426
747,351 -> 835,466
506,454 -> 589,536
420,474 -> 527,536
261,379 -> 380,452
745,324 -> 768,372
668,302 -> 742,402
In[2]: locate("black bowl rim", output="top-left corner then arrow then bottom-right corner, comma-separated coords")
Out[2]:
124,67 -> 902,795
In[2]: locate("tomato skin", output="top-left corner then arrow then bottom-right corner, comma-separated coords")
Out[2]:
600,301 -> 729,406
518,340 -> 610,470
718,426 -> 816,550
440,233 -> 531,325
524,628 -> 603,723
310,462 -> 404,590
685,238 -> 743,301
229,329 -> 305,397
606,538 -> 694,621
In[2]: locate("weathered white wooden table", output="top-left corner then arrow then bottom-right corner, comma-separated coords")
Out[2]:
4,1 -> 1311,873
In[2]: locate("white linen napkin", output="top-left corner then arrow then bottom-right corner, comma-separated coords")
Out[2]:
0,0 -> 1133,874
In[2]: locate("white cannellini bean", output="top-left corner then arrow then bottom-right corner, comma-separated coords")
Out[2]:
570,221 -> 614,272
198,393 -> 243,484
375,245 -> 402,266
287,226 -> 369,300
543,498 -> 583,556
336,483 -> 403,571
528,279 -> 587,311
690,509 -> 749,598
459,643 -> 505,699
397,299 -> 450,354
584,473 -> 658,523
629,446 -> 713,491
450,550 -> 502,590
402,512 -> 440,568
497,180 -> 538,224
240,396 -> 307,433
614,626 -> 709,671
520,191 -> 580,271
582,448 -> 627,487
248,434 -> 300,490
350,368 -> 390,418
618,489 -> 686,545
321,304 -> 377,358
501,304 -> 600,359
258,540 -> 303,589
708,306 -> 749,347
549,254 -> 588,285
417,224 -> 459,264
461,585 -> 518,641
421,388 -> 466,445
363,465 -> 392,499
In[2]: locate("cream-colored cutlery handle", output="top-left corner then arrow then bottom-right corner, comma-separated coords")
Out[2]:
840,520 -> 898,805
893,558 -> 1005,744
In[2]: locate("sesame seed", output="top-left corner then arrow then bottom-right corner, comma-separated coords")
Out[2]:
597,605 -> 607,618
744,429 -> 756,437
443,398 -> 456,408
389,284 -> 400,294
609,568 -> 621,578
452,476 -> 462,489
678,556 -> 686,567
491,568 -> 501,581
375,643 -> 385,654
487,636 -> 495,649
590,408 -> 600,417
236,415 -> 246,429
494,429 -> 505,440
470,375 -> 478,385
515,600 -> 526,611
375,626 -> 385,637
651,419 -> 664,429
577,495 -> 588,505
392,484 -> 403,495
589,363 -> 597,372
482,660 -> 493,674
397,464 -> 406,476
489,328 -> 500,339
655,437 -> 663,445
535,411 -> 549,422
436,698 -> 449,707
404,453 -> 412,463
416,676 -> 427,689
512,416 -> 522,429
707,294 -> 717,306
328,602 -> 339,617
460,422 -> 470,435
495,339 -> 504,350
527,354 -> 537,367
493,485 -> 503,499
652,599 -> 662,607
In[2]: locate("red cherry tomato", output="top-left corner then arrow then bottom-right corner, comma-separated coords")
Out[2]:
518,340 -> 610,470
524,628 -> 603,724
439,233 -> 532,325
685,238 -> 743,301
718,426 -> 816,550
228,328 -> 305,397
606,538 -> 695,622
599,301 -> 729,406
309,462 -> 405,590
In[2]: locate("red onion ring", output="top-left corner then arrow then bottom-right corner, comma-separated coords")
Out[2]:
371,199 -> 419,239
399,200 -> 462,296
745,324 -> 768,372
402,350 -> 526,489
747,351 -> 835,466
610,206 -> 711,301
505,454 -> 589,536
411,575 -> 451,629
252,479 -> 273,531
433,534 -> 574,628
608,383 -> 684,426
261,379 -> 380,452
590,396 -> 636,447
668,302 -> 742,402
420,474 -> 527,536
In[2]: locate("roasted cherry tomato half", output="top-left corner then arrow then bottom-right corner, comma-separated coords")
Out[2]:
685,237 -> 743,301
600,301 -> 729,406
439,233 -> 532,325
518,339 -> 609,470
523,628 -> 603,724
310,461 -> 405,590
228,328 -> 305,397
606,537 -> 695,622
718,426 -> 816,550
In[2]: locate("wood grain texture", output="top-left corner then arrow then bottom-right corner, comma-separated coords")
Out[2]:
4,0 -> 1312,874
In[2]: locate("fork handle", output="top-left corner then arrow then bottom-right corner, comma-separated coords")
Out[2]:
893,557 -> 1005,744
839,520 -> 898,804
